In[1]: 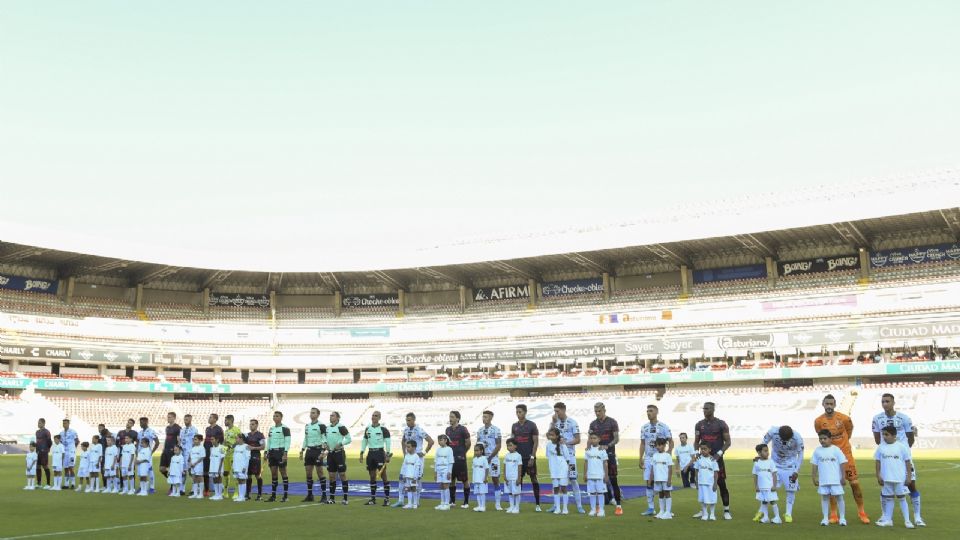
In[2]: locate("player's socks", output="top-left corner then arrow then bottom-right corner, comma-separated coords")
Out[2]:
899,497 -> 910,523
477,493 -> 485,509
821,495 -> 831,521
383,481 -> 390,502
257,477 -> 263,496
761,503 -> 769,520
771,503 -> 780,519
342,480 -> 348,500
786,491 -> 795,514
239,484 -> 246,500
837,496 -> 846,520
464,486 -> 470,505
531,480 -> 540,505
329,479 -> 337,497
282,476 -> 289,496
647,490 -> 656,512
271,480 -> 278,496
665,497 -> 672,516
398,486 -> 406,505
571,482 -> 582,510
370,481 -> 377,499
448,484 -> 456,505
149,470 -> 155,489
910,491 -> 921,520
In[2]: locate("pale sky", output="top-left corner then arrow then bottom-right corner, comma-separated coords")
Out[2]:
0,1 -> 958,271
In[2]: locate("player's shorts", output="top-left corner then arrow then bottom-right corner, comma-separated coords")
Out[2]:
78,464 -> 89,477
208,471 -> 221,479
840,453 -> 858,481
587,479 -> 606,495
880,481 -> 909,497
698,484 -> 717,504
715,456 -> 727,480
435,467 -> 451,484
190,464 -> 203,476
37,451 -> 49,467
519,456 -> 538,479
365,449 -> 386,472
404,477 -> 419,489
503,480 -> 522,495
223,451 -> 234,472
487,456 -> 501,478
169,474 -> 183,485
248,456 -> 262,476
653,481 -> 672,492
87,464 -> 100,475
233,470 -> 247,481
103,467 -> 115,477
472,482 -> 487,494
551,477 -> 568,488
776,468 -> 800,492
326,449 -> 347,473
53,464 -> 63,473
452,460 -> 468,482
137,463 -> 151,477
63,453 -> 76,468
121,466 -> 132,477
267,449 -> 286,468
643,459 -> 654,483
756,488 -> 778,502
606,453 -> 619,477
817,484 -> 844,496
304,447 -> 325,468
566,457 -> 578,480
160,450 -> 173,468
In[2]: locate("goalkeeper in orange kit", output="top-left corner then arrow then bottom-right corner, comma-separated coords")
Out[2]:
814,394 -> 868,524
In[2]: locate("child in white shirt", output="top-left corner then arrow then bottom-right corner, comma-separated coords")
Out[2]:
121,436 -> 137,495
690,442 -> 719,520
75,442 -> 90,492
136,438 -> 153,496
583,433 -> 609,517
231,433 -> 250,502
168,445 -> 185,498
675,433 -> 696,488
103,436 -> 120,493
187,434 -> 206,499
752,443 -> 781,524
25,443 -> 38,490
434,434 -> 454,510
503,439 -> 523,514
649,438 -> 674,519
874,425 -> 914,528
471,443 -> 491,512
208,439 -> 225,500
399,440 -> 423,509
51,436 -> 65,490
545,427 -> 573,515
811,429 -> 848,526
85,435 -> 103,493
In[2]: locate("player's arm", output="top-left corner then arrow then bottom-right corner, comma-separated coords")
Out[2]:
282,427 -> 291,462
422,432 -> 434,456
720,423 -> 731,455
301,428 -> 309,459
602,456 -> 609,483
874,458 -> 883,486
843,415 -> 854,439
694,424 -> 701,449
359,429 -> 369,462
872,419 -> 882,445
811,463 -> 819,485
340,426 -> 352,447
384,428 -> 392,461
491,436 -> 501,460
839,460 -> 848,485
905,417 -> 916,447
667,460 -> 673,486
530,431 -> 538,462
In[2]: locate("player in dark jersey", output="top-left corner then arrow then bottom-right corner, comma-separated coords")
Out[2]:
445,411 -> 471,508
204,413 -> 224,496
245,419 -> 266,500
511,404 -> 542,511
159,412 -> 181,492
694,402 -> 732,520
588,402 -> 622,515
35,418 -> 52,488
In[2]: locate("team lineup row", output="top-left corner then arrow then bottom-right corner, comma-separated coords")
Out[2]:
20,395 -> 924,527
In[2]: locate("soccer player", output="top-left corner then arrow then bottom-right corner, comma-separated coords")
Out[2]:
104,436 -> 120,493
60,418 -> 79,489
121,434 -> 137,495
752,443 -> 781,524
265,410 -> 292,502
232,432 -> 251,502
75,441 -> 89,492
552,402 -> 584,513
589,402 -> 622,515
477,410 -> 504,511
434,434 -> 453,510
136,438 -> 153,497
360,410 -> 392,506
168,445 -> 185,497
872,393 -> 924,526
815,394 -> 868,523
86,435 -> 103,493
761,425 -> 803,522
245,419 -> 266,500
97,424 -> 111,491
25,442 -> 38,490
583,433 -> 609,518
51,435 -> 65,490
811,429 -> 848,526
640,404 -> 674,516
204,413 -> 224,496
446,410 -> 472,508
300,407 -> 328,503
512,404 -> 541,512
503,438 -> 523,514
691,442 -> 719,521
138,416 -> 159,492
649,438 -> 674,519
394,412 -> 434,508
208,437 -> 226,500
874,425 -> 914,528
399,440 -> 423,509
694,402 -> 731,519
35,418 -> 52,489
675,433 -> 696,489
160,412 -> 181,494
325,411 -> 351,504
188,434 -> 206,498
221,415 -> 242,498
545,427 -> 572,515
471,443 -> 491,512
178,414 -> 198,495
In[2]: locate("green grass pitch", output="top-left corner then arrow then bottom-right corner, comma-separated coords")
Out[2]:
1,455 -> 956,539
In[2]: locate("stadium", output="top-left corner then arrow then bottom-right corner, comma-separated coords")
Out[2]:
3,3 -> 959,539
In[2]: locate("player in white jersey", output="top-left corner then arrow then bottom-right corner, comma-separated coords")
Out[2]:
692,442 -> 719,520
471,443 -> 491,512
583,433 -> 609,517
394,412 -> 434,508
168,446 -> 185,498
399,440 -> 423,509
231,433 -> 250,502
649,438 -> 674,519
25,443 -> 38,490
674,433 -> 696,489
503,439 -> 523,514
545,428 -> 573,515
187,434 -> 206,498
120,435 -> 137,495
874,425 -> 915,528
434,434 -> 454,510
752,444 -> 781,524
811,429 -> 848,526
103,436 -> 120,493
476,410 -> 503,510
208,439 -> 226,500
135,438 -> 153,496
178,414 -> 199,495
761,425 -> 804,522
85,435 -> 103,493
75,442 -> 89,492
639,404 -> 673,516
552,402 -> 585,513
51,436 -> 65,490
871,393 -> 923,525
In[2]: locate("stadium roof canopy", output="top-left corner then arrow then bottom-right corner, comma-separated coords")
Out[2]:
2,187 -> 959,294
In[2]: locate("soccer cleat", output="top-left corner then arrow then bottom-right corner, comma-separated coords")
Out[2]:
701,515 -> 708,521
588,509 -> 597,517
561,509 -> 569,515
474,507 -> 486,512
904,522 -> 915,529
392,500 -> 404,508
915,517 -> 926,527
403,504 -> 413,509
692,511 -> 704,518
753,511 -> 762,522
829,512 -> 839,524
255,494 -> 262,501
365,498 -> 377,506
382,499 -> 390,507
642,508 -> 656,516
535,505 -> 542,512
660,514 -> 672,520
597,511 -> 606,518
577,507 -> 585,514
341,499 -> 349,505
839,519 -> 848,526
324,498 -> 336,504
460,503 -> 469,509
615,506 -> 623,516
760,516 -> 769,524
723,511 -> 732,520
820,519 -> 829,526
858,510 -> 870,524
318,495 -> 328,504
771,516 -> 782,524
281,495 -> 288,503
545,506 -> 556,513
784,514 -> 792,523
875,520 -> 892,527
709,514 -> 716,521
265,495 -> 276,502
495,506 -> 503,511
302,495 -> 315,503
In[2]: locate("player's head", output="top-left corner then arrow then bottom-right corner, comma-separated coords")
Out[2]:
588,433 -> 600,447
139,416 -> 148,428
173,445 -> 182,454
881,425 -> 898,443
482,410 -> 494,424
38,418 -> 45,429
91,434 -> 100,444
698,442 -> 711,456
236,432 -> 245,443
546,427 -> 561,443
124,435 -> 132,444
184,414 -> 193,426
167,412 -> 177,424
249,418 -> 258,430
817,429 -> 833,446
140,438 -> 150,447
405,440 -> 417,453
755,443 -> 769,459
97,423 -> 106,431
593,402 -> 606,418
371,410 -> 381,424
81,441 -> 89,449
208,413 -> 219,425
62,418 -> 70,428
702,402 -> 715,418
54,434 -> 61,443
224,414 -> 234,427
437,434 -> 449,446
30,441 -> 37,450
506,437 -> 518,452
474,442 -> 485,456
646,404 -> 659,421
516,404 -> 528,420
881,393 -> 896,413
822,394 -> 836,414
310,407 -> 320,421
405,412 -> 416,427
679,432 -> 688,443
328,411 -> 339,424
125,418 -> 135,429
106,435 -> 115,446
274,411 -> 284,424
193,434 -> 203,443
655,438 -> 668,451
778,425 -> 794,443
553,402 -> 567,418
448,410 -> 461,426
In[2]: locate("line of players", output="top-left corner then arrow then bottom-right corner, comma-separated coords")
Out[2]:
19,393 -> 925,527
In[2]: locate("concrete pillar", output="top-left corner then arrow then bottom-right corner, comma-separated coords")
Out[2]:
459,285 -> 466,313
66,277 -> 76,305
602,272 -> 611,301
398,289 -> 405,316
528,278 -> 536,307
859,248 -> 870,282
680,265 -> 690,297
202,288 -> 210,314
135,284 -> 144,311
334,291 -> 342,317
766,256 -> 776,286
269,290 -> 277,322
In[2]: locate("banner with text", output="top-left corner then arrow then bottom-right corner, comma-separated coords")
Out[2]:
0,344 -> 72,360
385,343 -> 615,365
778,255 -> 860,277
0,274 -> 58,294
341,294 -> 400,309
472,284 -> 531,302
693,264 -> 766,284
540,277 -> 604,297
70,348 -> 153,364
209,293 -> 270,308
616,338 -> 705,356
870,242 -> 960,268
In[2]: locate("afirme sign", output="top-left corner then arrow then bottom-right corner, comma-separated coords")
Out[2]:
473,284 -> 530,302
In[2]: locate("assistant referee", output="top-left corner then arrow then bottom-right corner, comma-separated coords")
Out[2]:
299,407 -> 328,502
359,410 -> 392,506
265,411 -> 291,503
